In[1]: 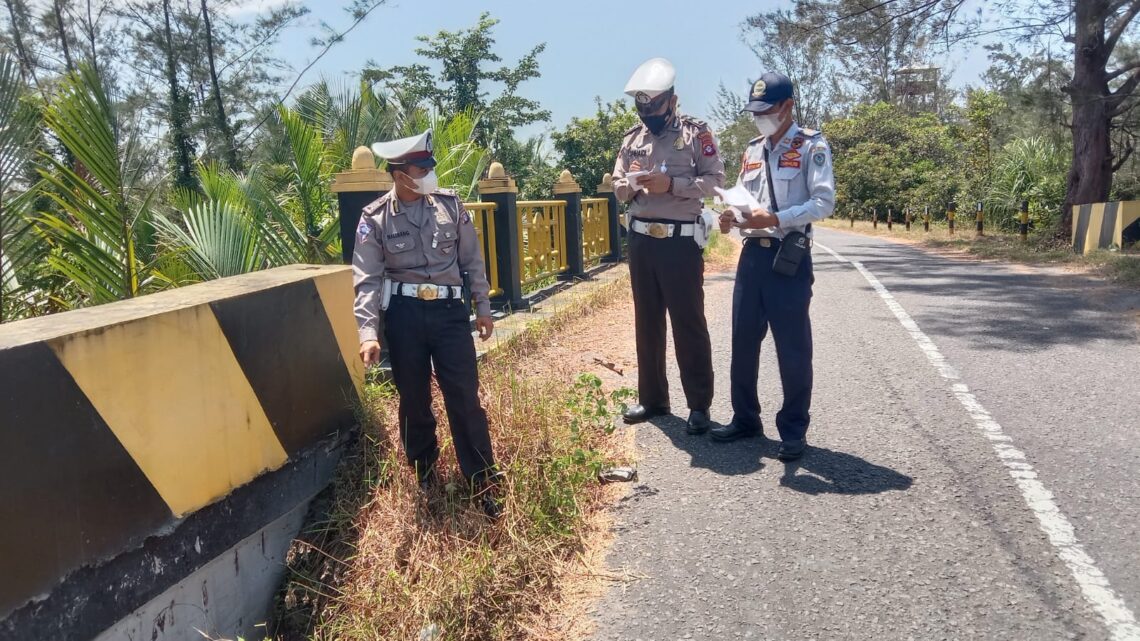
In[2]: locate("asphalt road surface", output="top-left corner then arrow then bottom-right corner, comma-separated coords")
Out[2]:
590,228 -> 1140,641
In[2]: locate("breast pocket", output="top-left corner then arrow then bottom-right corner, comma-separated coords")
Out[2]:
432,223 -> 458,256
383,233 -> 422,269
772,162 -> 803,207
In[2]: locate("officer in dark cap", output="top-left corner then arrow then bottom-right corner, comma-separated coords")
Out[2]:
712,72 -> 835,461
353,129 -> 503,517
612,57 -> 725,435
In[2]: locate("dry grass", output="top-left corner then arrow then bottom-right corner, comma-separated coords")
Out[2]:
703,230 -> 742,272
272,275 -> 637,641
820,218 -> 1140,288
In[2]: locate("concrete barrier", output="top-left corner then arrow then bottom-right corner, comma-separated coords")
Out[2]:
0,265 -> 364,641
1072,201 -> 1140,254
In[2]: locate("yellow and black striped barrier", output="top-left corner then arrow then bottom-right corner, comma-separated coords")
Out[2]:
948,201 -> 956,234
1019,200 -> 1030,241
0,265 -> 363,638
1072,201 -> 1140,254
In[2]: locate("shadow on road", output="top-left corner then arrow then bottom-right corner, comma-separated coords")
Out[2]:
778,445 -> 913,495
647,415 -> 913,496
649,415 -> 765,476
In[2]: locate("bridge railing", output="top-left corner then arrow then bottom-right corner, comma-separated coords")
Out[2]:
334,154 -> 623,311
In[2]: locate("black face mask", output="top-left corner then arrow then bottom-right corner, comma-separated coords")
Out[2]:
640,105 -> 673,135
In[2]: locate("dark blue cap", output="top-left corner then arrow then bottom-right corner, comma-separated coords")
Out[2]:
742,72 -> 794,113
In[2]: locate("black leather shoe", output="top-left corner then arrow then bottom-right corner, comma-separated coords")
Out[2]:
623,404 -> 670,424
475,471 -> 505,519
709,421 -> 763,442
777,439 -> 807,461
686,410 -> 711,435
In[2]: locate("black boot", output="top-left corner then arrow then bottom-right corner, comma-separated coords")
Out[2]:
474,471 -> 505,519
686,410 -> 711,435
709,421 -> 763,442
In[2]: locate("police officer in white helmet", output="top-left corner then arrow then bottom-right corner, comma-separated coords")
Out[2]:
612,57 -> 726,435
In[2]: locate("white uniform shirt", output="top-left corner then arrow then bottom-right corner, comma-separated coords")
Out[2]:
737,123 -> 836,239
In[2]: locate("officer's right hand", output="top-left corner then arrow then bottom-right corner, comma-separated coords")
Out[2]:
630,160 -> 643,172
719,209 -> 736,233
360,340 -> 381,366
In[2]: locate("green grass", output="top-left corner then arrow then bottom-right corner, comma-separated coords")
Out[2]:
273,276 -> 637,641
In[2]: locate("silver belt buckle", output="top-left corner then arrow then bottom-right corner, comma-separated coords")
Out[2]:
647,222 -> 669,239
416,284 -> 438,301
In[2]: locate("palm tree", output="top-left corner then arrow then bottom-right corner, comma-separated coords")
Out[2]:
36,63 -> 170,305
0,53 -> 40,322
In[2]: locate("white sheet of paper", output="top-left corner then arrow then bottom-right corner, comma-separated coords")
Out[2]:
714,184 -> 761,211
624,170 -> 650,188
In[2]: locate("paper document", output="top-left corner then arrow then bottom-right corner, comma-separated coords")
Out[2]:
624,170 -> 650,188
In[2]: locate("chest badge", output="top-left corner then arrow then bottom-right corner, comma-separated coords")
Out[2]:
674,136 -> 685,150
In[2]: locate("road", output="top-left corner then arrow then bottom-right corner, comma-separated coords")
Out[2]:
589,228 -> 1140,640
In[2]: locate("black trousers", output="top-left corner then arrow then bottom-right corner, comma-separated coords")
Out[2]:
729,239 -> 814,441
383,295 -> 495,482
628,224 -> 714,412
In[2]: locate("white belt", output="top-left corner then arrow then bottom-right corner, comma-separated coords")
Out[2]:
631,220 -> 696,239
393,282 -> 462,301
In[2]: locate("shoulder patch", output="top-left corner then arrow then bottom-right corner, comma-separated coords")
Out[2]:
697,130 -> 717,156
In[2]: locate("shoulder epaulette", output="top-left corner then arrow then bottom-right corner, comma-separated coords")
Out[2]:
748,135 -> 765,145
680,115 -> 710,129
362,197 -> 383,215
623,123 -> 644,137
800,128 -> 822,137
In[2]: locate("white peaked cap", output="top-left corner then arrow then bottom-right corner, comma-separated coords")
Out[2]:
370,129 -> 436,167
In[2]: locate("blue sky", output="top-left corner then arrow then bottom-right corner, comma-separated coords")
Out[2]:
256,0 -> 1003,141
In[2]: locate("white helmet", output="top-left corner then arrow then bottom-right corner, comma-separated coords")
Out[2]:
624,57 -> 676,109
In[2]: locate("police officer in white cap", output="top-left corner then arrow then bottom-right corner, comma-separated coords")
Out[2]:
352,129 -> 502,517
612,57 -> 725,435
711,72 -> 835,461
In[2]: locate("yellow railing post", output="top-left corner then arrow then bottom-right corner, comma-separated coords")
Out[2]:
477,162 -> 525,310
553,169 -> 586,279
596,172 -> 623,262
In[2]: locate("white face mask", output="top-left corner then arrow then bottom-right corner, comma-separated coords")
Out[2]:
413,170 -> 438,195
753,113 -> 783,138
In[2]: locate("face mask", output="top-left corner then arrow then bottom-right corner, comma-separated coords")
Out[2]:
753,113 -> 783,138
640,105 -> 673,135
413,170 -> 438,195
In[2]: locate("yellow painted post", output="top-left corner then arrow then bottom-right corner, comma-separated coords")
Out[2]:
873,209 -> 878,229
924,205 -> 931,232
975,201 -> 984,236
948,201 -> 956,234
850,207 -> 855,227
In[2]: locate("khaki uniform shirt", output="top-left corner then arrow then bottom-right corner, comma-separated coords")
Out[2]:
352,190 -> 492,343
612,115 -> 726,222
737,123 -> 835,239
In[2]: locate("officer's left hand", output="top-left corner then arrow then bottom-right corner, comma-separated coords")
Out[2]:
475,316 -> 494,341
641,172 -> 671,194
739,208 -> 780,229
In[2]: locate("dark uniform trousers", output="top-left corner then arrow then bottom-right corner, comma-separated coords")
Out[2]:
730,238 -> 814,441
628,220 -> 714,412
384,295 -> 495,482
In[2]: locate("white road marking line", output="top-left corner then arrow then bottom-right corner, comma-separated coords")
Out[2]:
817,240 -> 1140,641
